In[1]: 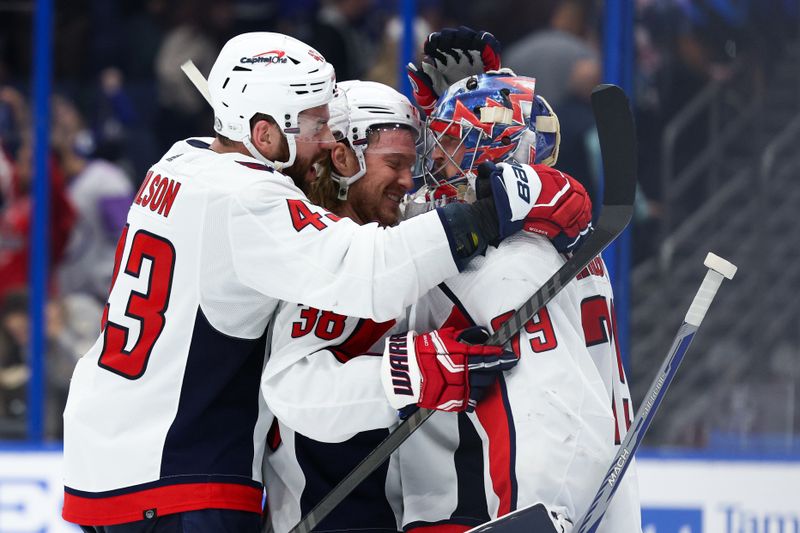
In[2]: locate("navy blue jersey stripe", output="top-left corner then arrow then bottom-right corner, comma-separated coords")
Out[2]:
186,138 -> 211,149
237,160 -> 273,172
160,307 -> 268,479
453,412 -> 491,524
498,375 -> 518,511
296,429 -> 399,531
437,282 -> 478,326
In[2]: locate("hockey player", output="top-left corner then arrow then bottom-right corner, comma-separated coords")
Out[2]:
261,80 -> 594,533
60,32 -> 592,533
392,29 -> 642,532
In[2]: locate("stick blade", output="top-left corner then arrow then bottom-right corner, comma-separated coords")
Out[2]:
467,503 -> 557,532
591,84 -> 637,208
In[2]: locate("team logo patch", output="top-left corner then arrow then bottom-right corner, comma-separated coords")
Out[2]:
241,50 -> 288,65
387,334 -> 413,396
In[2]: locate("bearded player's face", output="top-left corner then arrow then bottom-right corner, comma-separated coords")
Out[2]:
284,105 -> 336,192
344,128 -> 417,227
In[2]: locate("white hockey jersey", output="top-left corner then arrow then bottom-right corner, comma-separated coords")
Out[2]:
61,137 -> 460,526
398,233 -> 642,532
262,301 -> 405,532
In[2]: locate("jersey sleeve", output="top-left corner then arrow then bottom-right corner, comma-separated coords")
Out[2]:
263,302 -> 401,443
264,354 -> 398,443
228,179 -> 458,322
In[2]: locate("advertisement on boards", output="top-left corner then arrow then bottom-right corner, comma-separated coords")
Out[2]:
2,450 -> 800,532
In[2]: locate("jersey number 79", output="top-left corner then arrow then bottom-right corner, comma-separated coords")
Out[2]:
98,226 -> 176,379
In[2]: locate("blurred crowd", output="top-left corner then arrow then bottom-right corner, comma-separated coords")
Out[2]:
0,0 -> 796,440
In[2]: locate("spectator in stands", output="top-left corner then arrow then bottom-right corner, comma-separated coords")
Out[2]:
0,137 -> 76,302
0,290 -> 28,433
365,13 -> 432,88
153,0 -> 233,153
502,1 -> 603,217
503,0 -> 600,109
0,85 -> 28,163
90,67 -> 138,175
50,95 -> 132,304
0,288 -> 93,440
308,0 -> 378,81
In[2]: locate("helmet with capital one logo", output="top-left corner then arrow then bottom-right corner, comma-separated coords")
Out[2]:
207,32 -> 336,170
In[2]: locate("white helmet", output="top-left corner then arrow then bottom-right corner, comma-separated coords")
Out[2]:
327,80 -> 421,199
207,32 -> 336,170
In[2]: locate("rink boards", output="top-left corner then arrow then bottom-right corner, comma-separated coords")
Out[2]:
0,446 -> 798,532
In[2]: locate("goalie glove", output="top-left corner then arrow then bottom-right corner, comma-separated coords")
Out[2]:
381,326 -> 517,416
407,26 -> 502,115
478,161 -> 593,253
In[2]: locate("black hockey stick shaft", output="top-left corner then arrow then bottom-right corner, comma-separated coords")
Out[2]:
467,253 -> 737,533
487,86 -> 636,346
287,84 -> 636,533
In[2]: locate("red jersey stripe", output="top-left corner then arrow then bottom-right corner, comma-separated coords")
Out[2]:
62,482 -> 262,525
475,380 -> 515,517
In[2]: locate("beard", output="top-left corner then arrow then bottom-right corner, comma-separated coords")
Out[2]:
283,159 -> 312,193
282,148 -> 321,195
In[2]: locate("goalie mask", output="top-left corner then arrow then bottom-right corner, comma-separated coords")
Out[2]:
402,73 -> 560,219
425,73 -> 559,179
326,80 -> 421,199
207,32 -> 336,170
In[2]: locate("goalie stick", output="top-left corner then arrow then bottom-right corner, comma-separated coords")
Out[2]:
466,252 -> 737,533
288,84 -> 638,533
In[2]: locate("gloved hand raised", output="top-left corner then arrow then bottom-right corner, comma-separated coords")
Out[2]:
381,326 -> 517,417
407,26 -> 502,115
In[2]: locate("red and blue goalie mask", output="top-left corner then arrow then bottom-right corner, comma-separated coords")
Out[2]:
401,73 -> 561,220
421,73 -> 560,186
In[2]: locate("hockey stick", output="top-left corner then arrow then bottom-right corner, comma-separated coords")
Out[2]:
287,84 -> 637,533
466,252 -> 737,533
181,60 -> 212,105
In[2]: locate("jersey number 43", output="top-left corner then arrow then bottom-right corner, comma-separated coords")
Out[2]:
98,226 -> 176,379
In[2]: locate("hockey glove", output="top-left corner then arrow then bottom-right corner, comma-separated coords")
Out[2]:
407,26 -> 502,115
381,326 -> 517,417
478,161 -> 593,253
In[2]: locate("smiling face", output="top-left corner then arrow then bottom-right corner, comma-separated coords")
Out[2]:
339,127 -> 417,226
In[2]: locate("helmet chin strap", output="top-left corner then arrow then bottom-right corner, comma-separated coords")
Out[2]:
242,133 -> 298,171
331,145 -> 367,200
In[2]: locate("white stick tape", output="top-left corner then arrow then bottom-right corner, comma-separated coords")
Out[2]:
181,60 -> 212,106
685,253 -> 737,326
704,252 -> 737,279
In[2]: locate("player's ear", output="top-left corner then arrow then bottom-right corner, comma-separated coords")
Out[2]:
331,143 -> 358,175
252,118 -> 281,157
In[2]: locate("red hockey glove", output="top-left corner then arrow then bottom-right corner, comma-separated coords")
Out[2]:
407,26 -> 502,115
381,326 -> 517,415
478,161 -> 593,253
406,62 -> 438,116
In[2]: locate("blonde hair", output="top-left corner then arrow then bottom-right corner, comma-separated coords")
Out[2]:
308,127 -> 402,213
308,150 -> 344,212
